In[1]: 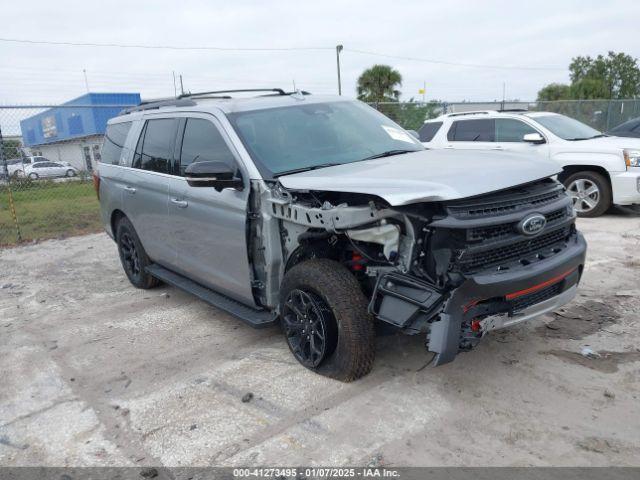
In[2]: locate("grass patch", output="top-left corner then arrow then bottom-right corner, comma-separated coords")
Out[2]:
0,180 -> 102,246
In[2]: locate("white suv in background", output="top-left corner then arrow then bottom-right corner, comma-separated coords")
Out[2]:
419,111 -> 640,217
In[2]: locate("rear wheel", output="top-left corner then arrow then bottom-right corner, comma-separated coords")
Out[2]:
116,216 -> 160,289
280,259 -> 375,382
564,171 -> 611,218
28,173 -> 38,180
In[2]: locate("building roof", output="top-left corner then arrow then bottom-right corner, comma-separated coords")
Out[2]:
20,93 -> 141,147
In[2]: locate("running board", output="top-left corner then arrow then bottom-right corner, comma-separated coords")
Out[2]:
146,264 -> 278,329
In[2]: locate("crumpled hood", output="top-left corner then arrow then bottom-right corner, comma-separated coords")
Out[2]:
277,149 -> 560,206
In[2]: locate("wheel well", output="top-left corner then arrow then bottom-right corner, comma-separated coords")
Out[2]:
285,240 -> 337,273
558,165 -> 611,188
110,210 -> 126,237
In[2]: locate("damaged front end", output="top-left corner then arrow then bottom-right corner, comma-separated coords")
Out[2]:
249,177 -> 586,366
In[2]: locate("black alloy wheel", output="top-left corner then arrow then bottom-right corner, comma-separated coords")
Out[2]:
119,231 -> 141,279
282,288 -> 336,368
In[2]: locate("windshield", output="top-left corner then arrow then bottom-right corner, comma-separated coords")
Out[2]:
534,114 -> 602,140
228,100 -> 423,177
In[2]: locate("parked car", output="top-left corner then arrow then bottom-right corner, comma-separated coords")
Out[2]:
608,116 -> 640,138
419,111 -> 640,217
24,156 -> 72,168
97,91 -> 586,381
2,158 -> 26,177
24,161 -> 77,179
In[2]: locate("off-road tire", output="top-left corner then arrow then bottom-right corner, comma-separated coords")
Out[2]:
115,216 -> 160,289
563,171 -> 611,218
280,259 -> 375,381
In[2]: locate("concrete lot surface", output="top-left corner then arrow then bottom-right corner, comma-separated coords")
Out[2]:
1,214 -> 639,467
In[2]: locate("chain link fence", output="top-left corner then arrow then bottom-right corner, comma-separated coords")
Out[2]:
0,103 -> 135,246
2,98 -> 639,246
373,99 -> 640,132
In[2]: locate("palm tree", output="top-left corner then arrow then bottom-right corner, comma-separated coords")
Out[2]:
356,65 -> 403,103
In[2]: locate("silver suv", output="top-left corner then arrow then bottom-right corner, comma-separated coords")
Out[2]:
96,89 -> 587,381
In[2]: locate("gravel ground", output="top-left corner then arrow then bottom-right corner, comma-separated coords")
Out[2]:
0,212 -> 639,467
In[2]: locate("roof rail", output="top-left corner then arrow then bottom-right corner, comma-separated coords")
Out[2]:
119,98 -> 197,115
178,88 -> 287,99
498,108 -> 529,113
445,110 -> 496,117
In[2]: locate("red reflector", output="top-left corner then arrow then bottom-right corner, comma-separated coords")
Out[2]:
471,320 -> 482,332
351,253 -> 364,271
505,268 -> 576,301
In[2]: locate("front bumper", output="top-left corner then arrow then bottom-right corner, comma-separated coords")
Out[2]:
611,169 -> 640,206
427,231 -> 587,366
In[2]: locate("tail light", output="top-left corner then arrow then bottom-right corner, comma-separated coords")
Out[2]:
92,171 -> 101,200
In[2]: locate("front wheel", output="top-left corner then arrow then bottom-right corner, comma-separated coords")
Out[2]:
66,169 -> 76,177
280,259 -> 375,382
564,171 -> 611,218
28,173 -> 38,180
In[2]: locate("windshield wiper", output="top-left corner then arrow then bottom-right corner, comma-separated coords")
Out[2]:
359,149 -> 417,161
274,163 -> 343,177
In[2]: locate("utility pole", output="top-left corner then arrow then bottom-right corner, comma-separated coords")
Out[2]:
172,71 -> 177,98
83,69 -> 90,93
336,45 -> 343,96
179,75 -> 185,96
423,81 -> 426,103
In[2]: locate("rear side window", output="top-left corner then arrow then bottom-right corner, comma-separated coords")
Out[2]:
448,119 -> 495,142
101,122 -> 132,165
418,122 -> 442,142
495,119 -> 538,142
133,119 -> 178,173
179,118 -> 237,176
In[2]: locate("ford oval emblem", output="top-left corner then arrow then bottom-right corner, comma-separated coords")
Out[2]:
519,213 -> 546,236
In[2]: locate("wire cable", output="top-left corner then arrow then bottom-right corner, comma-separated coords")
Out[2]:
344,48 -> 565,71
0,37 -> 566,71
0,37 -> 333,52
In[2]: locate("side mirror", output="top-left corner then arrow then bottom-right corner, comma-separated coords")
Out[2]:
184,161 -> 244,192
407,130 -> 420,140
523,133 -> 546,144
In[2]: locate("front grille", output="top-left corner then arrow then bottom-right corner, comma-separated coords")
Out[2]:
510,282 -> 563,313
448,183 -> 562,218
467,208 -> 568,242
458,227 -> 569,272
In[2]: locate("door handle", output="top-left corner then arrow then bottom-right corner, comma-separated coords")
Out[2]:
124,186 -> 137,194
491,146 -> 504,150
170,198 -> 189,208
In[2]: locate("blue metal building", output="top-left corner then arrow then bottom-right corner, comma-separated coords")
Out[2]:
20,93 -> 140,171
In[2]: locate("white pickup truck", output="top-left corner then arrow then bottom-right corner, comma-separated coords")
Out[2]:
419,111 -> 640,217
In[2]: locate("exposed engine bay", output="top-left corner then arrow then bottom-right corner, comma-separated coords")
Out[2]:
248,177 -> 586,365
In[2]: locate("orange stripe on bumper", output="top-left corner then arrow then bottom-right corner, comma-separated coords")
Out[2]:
505,268 -> 577,301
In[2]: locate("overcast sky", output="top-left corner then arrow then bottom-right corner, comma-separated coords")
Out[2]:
1,0 -> 639,105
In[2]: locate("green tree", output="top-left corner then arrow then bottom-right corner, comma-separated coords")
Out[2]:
357,65 -> 402,103
537,83 -> 571,101
568,51 -> 640,98
537,51 -> 640,101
